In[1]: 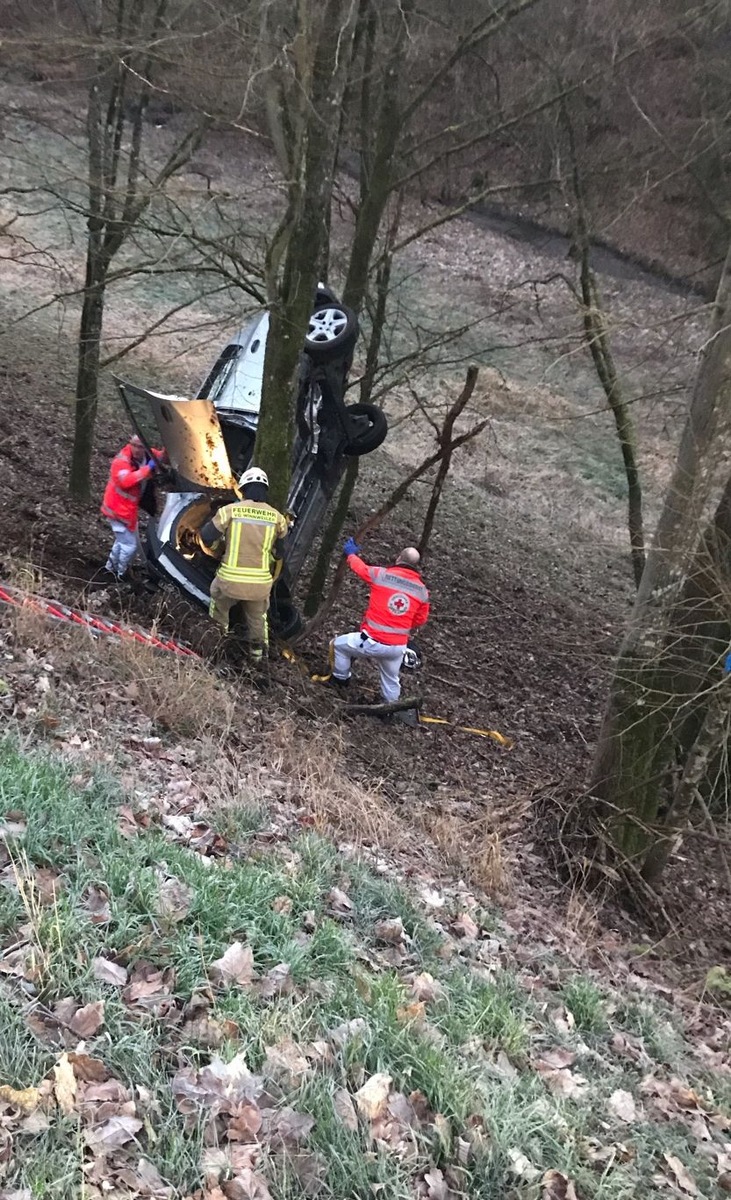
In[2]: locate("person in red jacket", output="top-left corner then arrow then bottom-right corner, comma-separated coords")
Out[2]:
101,436 -> 158,579
329,538 -> 430,705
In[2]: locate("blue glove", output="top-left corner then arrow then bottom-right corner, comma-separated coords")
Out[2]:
725,651 -> 731,674
146,457 -> 157,471
343,537 -> 361,557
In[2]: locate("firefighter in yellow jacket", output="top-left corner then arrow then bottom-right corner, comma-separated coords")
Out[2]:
197,467 -> 288,662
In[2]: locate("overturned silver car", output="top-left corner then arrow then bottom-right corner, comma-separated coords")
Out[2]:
116,288 -> 388,638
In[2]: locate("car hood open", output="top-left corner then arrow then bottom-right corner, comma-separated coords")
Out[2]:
114,378 -> 237,493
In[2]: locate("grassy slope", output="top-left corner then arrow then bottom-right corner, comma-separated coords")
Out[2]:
1,728 -> 729,1199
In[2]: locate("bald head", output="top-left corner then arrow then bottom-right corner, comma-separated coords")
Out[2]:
397,547 -> 421,568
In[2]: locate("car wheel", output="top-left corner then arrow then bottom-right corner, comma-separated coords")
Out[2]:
304,304 -> 359,363
271,602 -> 304,641
315,285 -> 339,308
343,403 -> 388,456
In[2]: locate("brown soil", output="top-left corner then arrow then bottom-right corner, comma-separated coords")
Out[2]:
0,77 -> 727,996
1,353 -> 729,995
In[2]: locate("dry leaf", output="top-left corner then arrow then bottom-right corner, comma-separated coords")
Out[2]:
273,896 -> 292,915
410,972 -> 445,1003
397,1001 -> 426,1027
156,875 -> 194,923
535,1048 -> 576,1071
452,912 -> 479,940
0,1084 -> 40,1113
262,1039 -> 311,1089
508,1149 -> 540,1182
92,957 -> 128,987
67,1053 -> 108,1083
333,1088 -> 358,1132
354,1073 -> 392,1121
328,887 -> 353,913
227,1103 -> 263,1142
83,885 -> 111,925
69,999 -> 105,1038
53,1052 -> 77,1115
172,1053 -> 263,1117
534,1062 -> 587,1099
34,867 -> 64,905
608,1089 -> 639,1124
542,1168 -> 578,1199
424,1167 -> 454,1199
211,942 -> 255,989
328,1018 -> 367,1050
115,1158 -> 173,1197
182,1014 -> 238,1049
374,918 -> 406,944
84,1114 -> 143,1151
549,1005 -> 575,1034
0,810 -> 27,837
663,1154 -> 699,1195
222,1170 -> 273,1200
256,962 -> 293,999
270,1107 -> 315,1145
124,962 -> 175,1008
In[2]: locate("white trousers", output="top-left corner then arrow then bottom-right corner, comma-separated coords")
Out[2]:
333,632 -> 405,703
105,520 -> 140,577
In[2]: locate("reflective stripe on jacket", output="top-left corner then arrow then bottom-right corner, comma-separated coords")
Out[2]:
101,445 -> 154,531
347,554 -> 430,646
212,501 -> 288,591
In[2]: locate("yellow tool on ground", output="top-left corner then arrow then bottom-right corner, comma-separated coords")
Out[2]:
418,715 -> 513,748
278,646 -> 513,747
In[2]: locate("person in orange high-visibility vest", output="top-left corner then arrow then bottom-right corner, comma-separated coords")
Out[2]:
101,436 -> 160,579
329,539 -> 430,705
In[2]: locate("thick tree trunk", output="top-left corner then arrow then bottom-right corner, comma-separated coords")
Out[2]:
589,242 -> 731,870
255,0 -> 357,507
70,271 -> 107,500
641,676 -> 731,883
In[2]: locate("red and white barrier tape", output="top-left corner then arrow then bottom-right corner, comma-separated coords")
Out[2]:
0,583 -> 199,659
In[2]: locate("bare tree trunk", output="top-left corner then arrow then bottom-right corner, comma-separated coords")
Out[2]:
563,99 -> 645,584
579,258 -> 645,586
589,241 -> 731,871
255,0 -> 358,509
69,0 -> 202,499
70,276 -> 107,500
419,366 -> 479,556
641,676 -> 731,883
342,0 -> 413,312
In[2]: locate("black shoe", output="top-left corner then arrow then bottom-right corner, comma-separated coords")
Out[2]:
388,707 -> 419,727
325,675 -> 350,690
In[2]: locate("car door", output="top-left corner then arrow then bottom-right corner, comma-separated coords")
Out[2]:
114,378 -> 237,493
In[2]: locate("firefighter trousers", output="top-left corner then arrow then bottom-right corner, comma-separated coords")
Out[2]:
209,577 -> 269,659
332,632 -> 405,703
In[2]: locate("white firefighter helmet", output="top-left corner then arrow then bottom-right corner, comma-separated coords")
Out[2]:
238,466 -> 269,489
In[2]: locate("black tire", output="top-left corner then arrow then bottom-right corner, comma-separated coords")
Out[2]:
315,284 -> 339,308
343,403 -> 388,456
304,304 -> 359,363
271,601 -> 304,642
